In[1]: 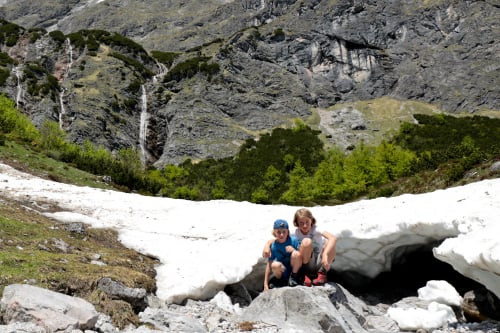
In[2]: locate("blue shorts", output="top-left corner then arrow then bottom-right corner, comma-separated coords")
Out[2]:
273,260 -> 292,279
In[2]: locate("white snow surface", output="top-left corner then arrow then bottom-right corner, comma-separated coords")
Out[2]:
388,301 -> 457,331
1,163 -> 499,306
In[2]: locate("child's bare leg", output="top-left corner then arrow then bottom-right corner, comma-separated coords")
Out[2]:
300,238 -> 313,264
271,261 -> 285,279
321,239 -> 336,270
290,250 -> 302,274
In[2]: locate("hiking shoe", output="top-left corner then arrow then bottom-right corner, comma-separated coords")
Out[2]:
269,277 -> 286,289
288,273 -> 302,287
304,275 -> 312,287
312,269 -> 327,286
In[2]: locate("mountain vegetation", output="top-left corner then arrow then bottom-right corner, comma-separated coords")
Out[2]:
2,94 -> 499,206
0,1 -> 498,166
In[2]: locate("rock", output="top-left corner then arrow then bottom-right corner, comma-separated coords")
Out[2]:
364,315 -> 400,332
1,1 -> 498,166
1,282 -> 498,333
238,283 -> 370,333
50,237 -> 71,253
96,277 -> 148,312
490,161 -> 500,174
223,282 -> 253,307
210,291 -> 241,315
138,307 -> 206,333
0,284 -> 99,332
0,322 -> 47,333
62,222 -> 87,234
462,288 -> 500,322
94,314 -> 120,333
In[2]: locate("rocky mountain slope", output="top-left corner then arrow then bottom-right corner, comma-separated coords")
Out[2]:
0,0 -> 499,166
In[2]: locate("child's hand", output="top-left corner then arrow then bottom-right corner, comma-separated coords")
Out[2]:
321,257 -> 330,271
262,246 -> 271,258
285,245 -> 295,253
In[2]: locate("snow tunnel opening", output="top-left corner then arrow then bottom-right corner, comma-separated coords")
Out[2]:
332,240 -> 484,305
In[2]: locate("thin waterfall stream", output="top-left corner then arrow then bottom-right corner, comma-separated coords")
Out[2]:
153,61 -> 168,84
13,65 -> 23,109
139,84 -> 149,166
59,38 -> 73,129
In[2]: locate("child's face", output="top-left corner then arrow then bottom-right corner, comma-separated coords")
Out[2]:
297,217 -> 312,234
274,228 -> 288,243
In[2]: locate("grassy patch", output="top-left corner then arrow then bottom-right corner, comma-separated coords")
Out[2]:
0,140 -> 115,189
0,199 -> 158,327
308,97 -> 500,150
371,158 -> 499,198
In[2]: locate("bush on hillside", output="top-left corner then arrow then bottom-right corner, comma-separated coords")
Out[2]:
0,20 -> 23,46
0,95 -> 39,143
151,51 -> 180,67
163,56 -> 219,82
393,114 -> 500,168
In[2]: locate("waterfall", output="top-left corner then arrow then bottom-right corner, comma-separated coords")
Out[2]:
139,85 -> 149,166
260,0 -> 266,11
67,38 -> 73,69
58,88 -> 66,129
153,61 -> 168,84
13,65 -> 23,109
59,38 -> 73,129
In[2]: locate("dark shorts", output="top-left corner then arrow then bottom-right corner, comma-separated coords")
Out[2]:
303,250 -> 322,276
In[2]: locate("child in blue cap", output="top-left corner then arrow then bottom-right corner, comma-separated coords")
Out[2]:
263,219 -> 301,291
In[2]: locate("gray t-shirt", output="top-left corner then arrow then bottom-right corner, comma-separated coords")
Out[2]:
294,225 -> 324,255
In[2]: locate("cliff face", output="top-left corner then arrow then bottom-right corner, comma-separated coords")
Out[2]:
0,0 -> 499,166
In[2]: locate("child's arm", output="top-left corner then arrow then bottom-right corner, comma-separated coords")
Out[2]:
263,260 -> 271,291
321,231 -> 337,269
262,239 -> 274,258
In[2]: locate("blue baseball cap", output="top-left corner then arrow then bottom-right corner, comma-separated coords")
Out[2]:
273,219 -> 289,229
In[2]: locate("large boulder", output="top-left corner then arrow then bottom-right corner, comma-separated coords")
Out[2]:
0,284 -> 99,332
238,283 -> 373,333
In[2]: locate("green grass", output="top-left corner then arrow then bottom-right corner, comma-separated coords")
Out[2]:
0,201 -> 158,328
308,97 -> 500,150
0,140 -> 115,189
0,141 -> 155,327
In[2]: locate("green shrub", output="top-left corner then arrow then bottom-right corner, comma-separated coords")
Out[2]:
0,52 -> 14,66
67,32 -> 86,49
0,68 -> 9,86
29,30 -> 41,43
110,52 -> 153,78
163,56 -> 215,82
49,30 -> 66,44
393,114 -> 500,160
251,188 -> 270,204
150,51 -> 180,67
172,186 -> 199,200
0,94 -> 40,142
280,161 -> 312,204
0,20 -> 23,46
86,35 -> 99,51
40,121 -> 66,151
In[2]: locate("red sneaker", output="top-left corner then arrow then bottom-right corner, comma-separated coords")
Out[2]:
312,269 -> 327,286
304,275 -> 312,287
